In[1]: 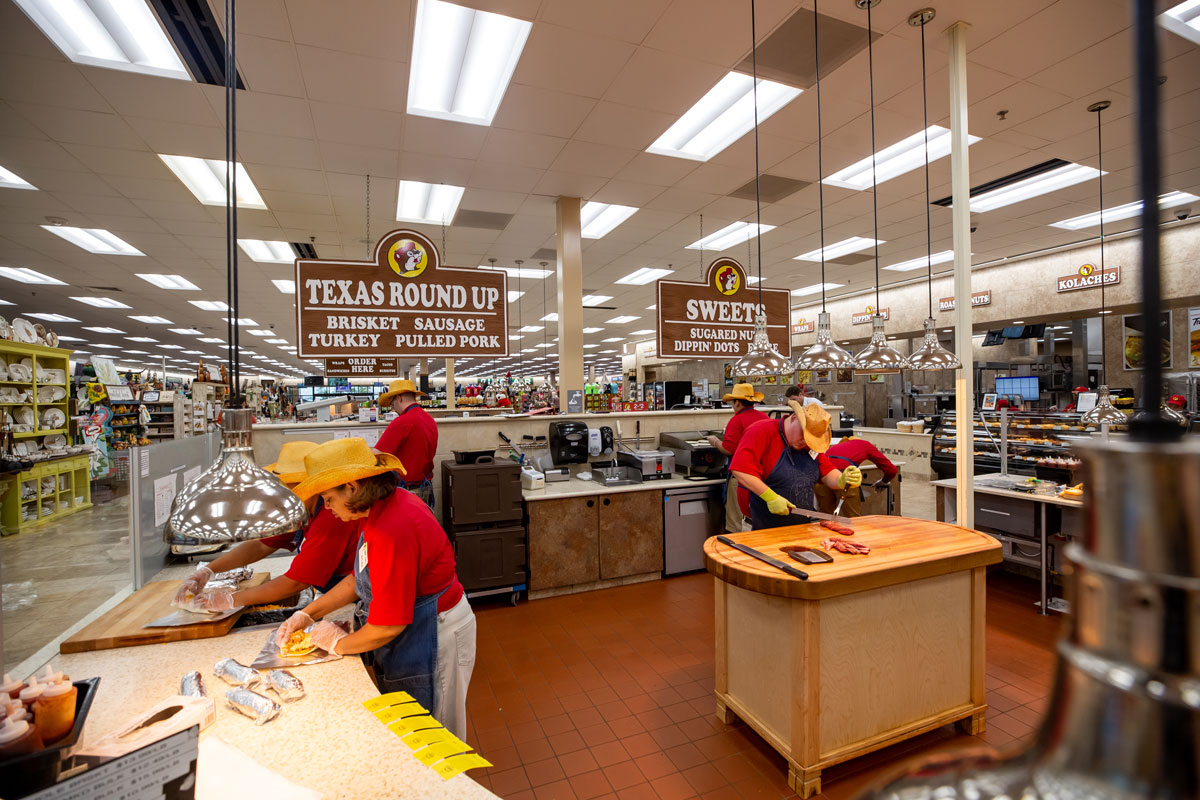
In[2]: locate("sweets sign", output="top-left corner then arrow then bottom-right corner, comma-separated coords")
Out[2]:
655,257 -> 791,359
296,230 -> 508,358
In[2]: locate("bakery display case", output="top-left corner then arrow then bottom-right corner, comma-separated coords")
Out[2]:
931,410 -> 1096,482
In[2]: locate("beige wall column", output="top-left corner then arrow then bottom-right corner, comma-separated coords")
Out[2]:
556,196 -> 585,411
948,21 -> 975,528
444,359 -> 455,410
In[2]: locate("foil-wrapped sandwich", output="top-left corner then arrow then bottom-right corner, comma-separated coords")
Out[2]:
226,688 -> 281,725
265,669 -> 305,702
180,670 -> 207,697
214,658 -> 261,688
206,566 -> 255,591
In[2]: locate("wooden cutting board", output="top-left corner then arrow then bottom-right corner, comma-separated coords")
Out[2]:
60,572 -> 270,654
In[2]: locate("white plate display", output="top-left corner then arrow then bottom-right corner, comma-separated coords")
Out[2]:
12,320 -> 35,343
0,387 -> 19,402
41,386 -> 66,402
15,406 -> 34,426
42,369 -> 66,385
7,364 -> 31,382
41,408 -> 66,429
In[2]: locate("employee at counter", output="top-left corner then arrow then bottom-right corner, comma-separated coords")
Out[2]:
275,438 -> 475,739
173,441 -> 362,610
376,379 -> 439,508
732,401 -> 861,530
814,434 -> 897,517
707,383 -> 769,533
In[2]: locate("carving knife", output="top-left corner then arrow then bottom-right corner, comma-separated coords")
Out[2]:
716,536 -> 809,580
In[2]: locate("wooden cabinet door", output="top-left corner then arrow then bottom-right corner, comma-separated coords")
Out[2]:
598,490 -> 664,580
527,496 -> 599,590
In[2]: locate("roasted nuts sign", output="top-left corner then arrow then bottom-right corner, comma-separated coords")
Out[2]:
1056,263 -> 1120,293
323,357 -> 400,377
296,229 -> 508,358
656,257 -> 791,359
938,291 -> 992,312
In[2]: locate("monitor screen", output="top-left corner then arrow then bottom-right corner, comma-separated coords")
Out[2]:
996,376 -> 1039,400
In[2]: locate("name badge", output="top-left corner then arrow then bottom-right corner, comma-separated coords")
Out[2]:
358,541 -> 369,570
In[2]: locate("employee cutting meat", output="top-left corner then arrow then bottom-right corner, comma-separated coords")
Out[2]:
814,434 -> 898,517
173,441 -> 362,610
731,401 -> 861,530
375,378 -> 438,508
274,438 -> 475,739
708,383 -> 769,533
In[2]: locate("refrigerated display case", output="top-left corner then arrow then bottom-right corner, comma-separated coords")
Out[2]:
930,410 -> 1099,483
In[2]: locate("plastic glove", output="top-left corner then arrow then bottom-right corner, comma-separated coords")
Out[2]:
838,465 -> 862,490
172,565 -> 214,607
759,488 -> 796,516
191,589 -> 236,613
274,610 -> 314,646
309,620 -> 349,655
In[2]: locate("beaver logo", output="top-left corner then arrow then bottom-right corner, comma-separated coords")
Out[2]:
387,238 -> 428,278
1078,263 -> 1096,277
715,265 -> 740,296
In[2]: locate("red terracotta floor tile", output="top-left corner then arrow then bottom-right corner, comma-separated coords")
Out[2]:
534,778 -> 578,800
634,751 -> 678,781
622,732 -> 662,758
608,715 -> 647,738
490,765 -> 533,795
516,737 -> 556,763
570,768 -> 614,799
526,756 -> 567,787
650,724 -> 692,750
666,742 -> 710,771
682,763 -> 729,794
614,784 -> 659,800
551,730 -> 588,756
650,772 -> 700,800
560,748 -> 601,777
542,713 -> 576,736
603,759 -> 649,791
591,740 -> 632,768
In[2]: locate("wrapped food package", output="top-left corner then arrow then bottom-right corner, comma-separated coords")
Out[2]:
265,669 -> 305,702
180,670 -> 207,697
205,566 -> 255,591
213,658 -> 261,688
225,688 -> 281,726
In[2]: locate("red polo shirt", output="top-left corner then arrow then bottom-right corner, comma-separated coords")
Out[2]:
721,405 -> 769,453
825,438 -> 898,481
260,508 -> 361,587
731,418 -> 835,515
375,403 -> 438,483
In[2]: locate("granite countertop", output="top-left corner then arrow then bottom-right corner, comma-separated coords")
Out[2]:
523,472 -> 724,502
50,558 -> 496,800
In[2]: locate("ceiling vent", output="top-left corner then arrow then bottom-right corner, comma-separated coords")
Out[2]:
734,7 -> 875,89
85,285 -> 124,293
454,210 -> 513,230
931,158 -> 1070,207
290,242 -> 318,259
147,0 -> 247,88
729,175 -> 810,203
530,248 -> 557,261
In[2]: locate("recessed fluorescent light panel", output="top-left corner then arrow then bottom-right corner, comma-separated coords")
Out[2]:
90,343 -> 120,349
158,155 -> 267,209
71,296 -> 130,308
0,165 -> 36,190
190,300 -> 230,311
791,282 -> 844,297
13,0 -> 190,80
824,126 -> 980,190
606,316 -> 639,324
223,318 -> 258,326
247,329 -> 274,336
41,226 -> 143,255
1049,190 -> 1199,230
582,327 -> 603,334
83,326 -> 123,334
541,313 -> 558,322
969,162 -> 1102,213
126,336 -> 157,342
57,335 -> 86,342
481,264 -> 551,279
630,329 -> 654,336
580,202 -> 638,239
137,273 -> 199,290
129,315 -> 172,324
271,279 -> 296,294
518,325 -> 543,333
794,237 -> 882,262
883,250 -> 956,272
0,267 -> 65,285
507,291 -> 524,301
198,337 -> 224,343
581,295 -> 612,307
648,72 -> 801,162
27,313 -> 79,322
266,338 -> 289,345
238,240 -> 294,263
616,267 -> 674,285
408,0 -> 532,126
170,328 -> 203,335
1160,0 -> 1200,46
395,180 -> 465,225
685,221 -> 775,251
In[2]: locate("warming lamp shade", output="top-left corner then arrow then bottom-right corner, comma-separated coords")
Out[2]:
854,315 -> 906,373
905,317 -> 962,370
795,312 -> 856,371
732,312 -> 791,378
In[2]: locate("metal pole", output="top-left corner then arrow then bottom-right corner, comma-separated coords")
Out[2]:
947,21 -> 975,529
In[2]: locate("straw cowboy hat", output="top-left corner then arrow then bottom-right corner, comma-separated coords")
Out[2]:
722,383 -> 764,403
265,440 -> 319,485
291,438 -> 406,502
787,399 -> 831,454
378,378 -> 427,407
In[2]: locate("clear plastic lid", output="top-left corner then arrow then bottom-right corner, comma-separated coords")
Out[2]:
38,665 -> 64,684
18,676 -> 42,702
0,673 -> 21,694
0,715 -> 30,744
40,678 -> 73,698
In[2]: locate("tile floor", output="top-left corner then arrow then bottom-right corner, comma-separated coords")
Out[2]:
463,568 -> 1060,800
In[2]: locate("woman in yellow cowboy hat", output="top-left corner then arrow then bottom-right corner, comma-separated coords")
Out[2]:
730,400 -> 862,530
375,379 -> 438,508
708,383 -> 769,533
273,438 -> 475,739
174,441 -> 365,611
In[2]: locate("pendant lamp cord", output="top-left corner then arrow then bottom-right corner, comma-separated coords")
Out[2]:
866,0 -> 881,313
1095,106 -> 1107,387
920,18 -> 933,318
750,0 -> 763,308
365,173 -> 371,259
814,0 -> 827,311
224,0 -> 240,398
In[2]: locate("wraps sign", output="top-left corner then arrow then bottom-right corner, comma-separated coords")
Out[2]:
323,357 -> 400,377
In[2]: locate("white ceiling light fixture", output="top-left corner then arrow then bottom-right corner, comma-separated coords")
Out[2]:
408,0 -> 531,127
480,264 -> 551,279
13,0 -> 190,80
137,273 -> 200,290
158,155 -> 267,209
685,221 -> 775,251
583,343 -> 600,349
507,290 -> 524,302
967,162 -> 1102,212
247,329 -> 273,337
266,339 -> 289,345
169,328 -> 203,336
123,349 -> 148,354
1160,0 -> 1200,46
198,337 -> 224,343
190,300 -> 230,311
1049,190 -> 1199,230
519,325 -> 543,333
794,236 -> 882,262
156,344 -> 184,350
541,313 -> 558,322
28,313 -> 79,322
602,337 -> 625,343
646,304 -> 657,310
581,295 -> 612,307
0,267 -> 65,285
0,165 -> 36,190
580,202 -> 638,238
71,296 -> 131,309
582,327 -> 603,334
395,180 -> 465,225
883,249 -> 956,272
823,126 -> 980,190
630,329 -> 654,336
126,336 -> 157,342
90,343 -> 121,349
83,326 -> 123,334
238,240 -> 294,263
129,315 -> 172,324
648,72 -> 801,162
271,279 -> 296,294
616,267 -> 674,285
41,226 -> 143,255
606,316 -> 639,324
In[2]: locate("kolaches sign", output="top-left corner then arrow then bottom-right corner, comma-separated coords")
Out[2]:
296,230 -> 508,358
655,257 -> 791,359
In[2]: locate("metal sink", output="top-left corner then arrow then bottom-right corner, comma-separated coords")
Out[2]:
589,465 -> 642,487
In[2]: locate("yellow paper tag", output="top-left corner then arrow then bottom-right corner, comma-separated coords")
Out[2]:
361,691 -> 415,712
386,714 -> 441,736
374,702 -> 428,724
433,752 -> 491,780
414,739 -> 472,766
401,728 -> 454,750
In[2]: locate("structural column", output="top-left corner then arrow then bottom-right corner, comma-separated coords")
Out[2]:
444,359 -> 455,410
555,196 -> 585,412
948,21 -> 975,528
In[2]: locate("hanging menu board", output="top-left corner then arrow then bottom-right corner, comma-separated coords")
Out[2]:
656,257 -> 791,359
296,229 -> 508,358
324,357 -> 400,377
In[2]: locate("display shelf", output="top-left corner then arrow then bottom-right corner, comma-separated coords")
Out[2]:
1,454 -> 91,534
932,410 -> 1091,479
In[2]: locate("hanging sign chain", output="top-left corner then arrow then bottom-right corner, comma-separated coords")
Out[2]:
365,173 -> 371,258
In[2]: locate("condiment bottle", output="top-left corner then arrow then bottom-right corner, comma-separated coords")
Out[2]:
33,678 -> 76,745
0,715 -> 43,758
18,676 -> 43,709
0,673 -> 22,698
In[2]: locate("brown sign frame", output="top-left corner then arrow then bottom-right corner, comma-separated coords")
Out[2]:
938,290 -> 992,312
1056,263 -> 1120,293
851,307 -> 890,325
323,357 -> 400,377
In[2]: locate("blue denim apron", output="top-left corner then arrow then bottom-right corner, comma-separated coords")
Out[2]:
352,531 -> 444,713
747,420 -> 820,530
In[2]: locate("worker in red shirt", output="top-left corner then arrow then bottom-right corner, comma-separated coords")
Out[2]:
375,379 -> 439,509
708,383 -> 769,533
815,434 -> 898,517
732,401 -> 861,530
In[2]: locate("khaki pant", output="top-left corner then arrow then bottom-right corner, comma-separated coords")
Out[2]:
434,594 -> 476,741
815,484 -> 862,517
724,475 -> 746,532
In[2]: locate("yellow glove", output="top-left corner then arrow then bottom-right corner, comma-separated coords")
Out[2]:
838,465 -> 862,490
759,488 -> 796,516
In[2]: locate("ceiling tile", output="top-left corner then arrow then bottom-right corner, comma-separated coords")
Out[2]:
510,24 -> 635,99
491,83 -> 597,138
296,45 -> 406,111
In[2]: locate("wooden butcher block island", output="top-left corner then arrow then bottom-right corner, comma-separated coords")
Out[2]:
704,515 -> 1002,797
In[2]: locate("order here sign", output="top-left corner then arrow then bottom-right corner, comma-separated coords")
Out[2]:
296,229 -> 508,358
656,257 -> 791,359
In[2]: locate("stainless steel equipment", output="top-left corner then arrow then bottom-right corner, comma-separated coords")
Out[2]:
617,449 -> 675,481
659,430 -> 728,478
663,485 -> 723,574
589,465 -> 642,488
